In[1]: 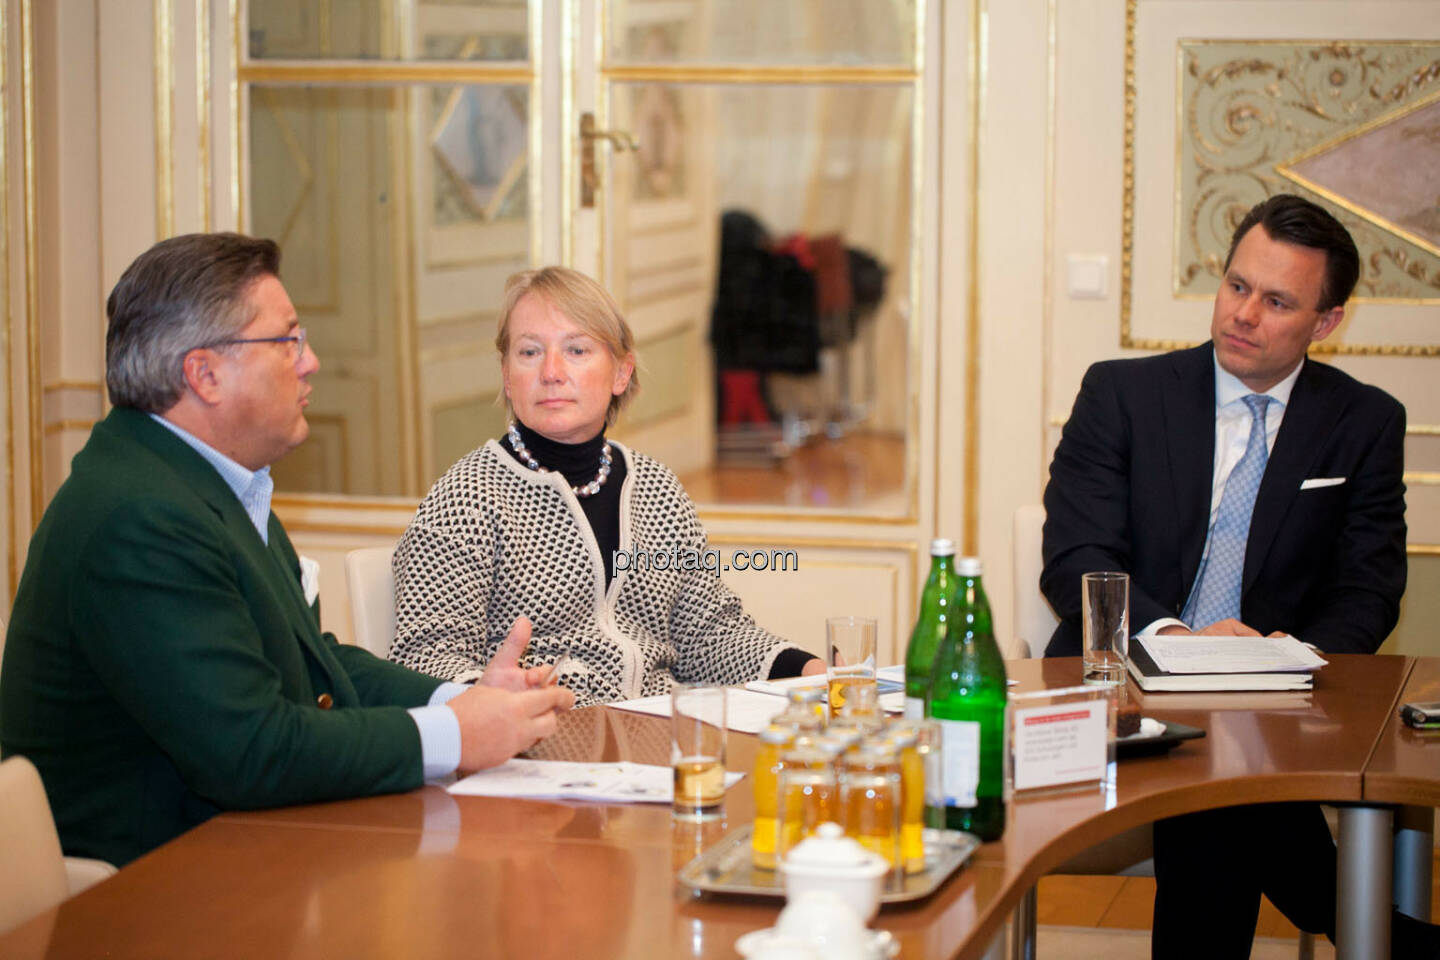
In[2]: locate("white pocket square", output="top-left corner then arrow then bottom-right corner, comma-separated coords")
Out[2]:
1300,477 -> 1346,490
299,555 -> 321,605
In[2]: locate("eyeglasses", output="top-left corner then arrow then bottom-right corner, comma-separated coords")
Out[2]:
206,327 -> 307,363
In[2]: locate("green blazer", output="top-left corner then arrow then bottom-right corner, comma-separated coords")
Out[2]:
0,407 -> 442,866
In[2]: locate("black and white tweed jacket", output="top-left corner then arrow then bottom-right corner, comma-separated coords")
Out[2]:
390,440 -> 797,706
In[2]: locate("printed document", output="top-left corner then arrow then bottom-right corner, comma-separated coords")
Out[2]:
609,688 -> 788,733
1138,635 -> 1327,675
744,664 -> 906,698
448,758 -> 742,803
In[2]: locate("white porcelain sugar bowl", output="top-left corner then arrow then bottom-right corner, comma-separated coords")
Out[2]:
778,821 -> 890,922
736,890 -> 869,960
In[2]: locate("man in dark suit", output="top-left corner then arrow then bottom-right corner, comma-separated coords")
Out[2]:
1042,199 -> 1405,656
1041,195 -> 1422,958
0,233 -> 573,866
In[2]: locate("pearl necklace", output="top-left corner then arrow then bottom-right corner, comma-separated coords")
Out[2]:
507,421 -> 613,498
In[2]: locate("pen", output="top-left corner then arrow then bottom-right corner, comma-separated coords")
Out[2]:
543,644 -> 573,686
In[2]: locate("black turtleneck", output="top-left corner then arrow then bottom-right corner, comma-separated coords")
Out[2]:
502,419 -> 815,680
505,419 -> 625,587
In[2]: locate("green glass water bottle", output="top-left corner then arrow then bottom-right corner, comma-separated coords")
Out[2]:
904,538 -> 956,719
926,556 -> 1007,841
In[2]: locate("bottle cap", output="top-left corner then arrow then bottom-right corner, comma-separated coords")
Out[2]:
760,724 -> 795,745
929,538 -> 956,557
782,822 -> 888,873
819,729 -> 862,751
883,729 -> 918,749
847,683 -> 879,714
883,719 -> 920,745
842,741 -> 898,767
956,556 -> 983,576
783,743 -> 841,764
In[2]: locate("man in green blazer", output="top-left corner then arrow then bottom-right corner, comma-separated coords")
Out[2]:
0,233 -> 573,866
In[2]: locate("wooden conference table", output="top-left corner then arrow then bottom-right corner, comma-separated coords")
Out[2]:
0,655 -> 1435,960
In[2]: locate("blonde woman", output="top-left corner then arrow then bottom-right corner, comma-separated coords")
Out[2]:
391,267 -> 822,706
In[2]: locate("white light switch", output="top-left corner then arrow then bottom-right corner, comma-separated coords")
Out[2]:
1066,255 -> 1109,299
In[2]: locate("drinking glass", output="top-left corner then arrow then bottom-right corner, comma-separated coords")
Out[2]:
1082,572 -> 1129,686
826,616 -> 878,719
671,684 -> 727,819
671,811 -> 729,872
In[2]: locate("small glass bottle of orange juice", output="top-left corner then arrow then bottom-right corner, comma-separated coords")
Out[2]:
839,742 -> 903,869
846,683 -> 885,735
884,726 -> 927,873
750,723 -> 796,869
776,742 -> 842,862
786,686 -> 829,729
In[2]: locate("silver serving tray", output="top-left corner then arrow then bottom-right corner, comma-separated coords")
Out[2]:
678,825 -> 980,903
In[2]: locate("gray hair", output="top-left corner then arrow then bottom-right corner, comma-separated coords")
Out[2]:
105,233 -> 281,412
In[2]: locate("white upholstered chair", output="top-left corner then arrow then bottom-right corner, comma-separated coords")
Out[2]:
1010,504 -> 1059,659
345,545 -> 398,659
0,756 -> 116,934
1011,504 -> 1154,872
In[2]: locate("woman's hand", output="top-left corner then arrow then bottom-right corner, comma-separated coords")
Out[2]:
800,657 -> 827,677
479,616 -> 556,691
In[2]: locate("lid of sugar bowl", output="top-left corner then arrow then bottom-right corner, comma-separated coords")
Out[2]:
780,823 -> 889,875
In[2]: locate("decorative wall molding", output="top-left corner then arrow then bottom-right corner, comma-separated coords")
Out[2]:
1119,0 -> 1440,355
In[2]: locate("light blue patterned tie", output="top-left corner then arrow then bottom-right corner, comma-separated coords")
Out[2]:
1183,394 -> 1271,629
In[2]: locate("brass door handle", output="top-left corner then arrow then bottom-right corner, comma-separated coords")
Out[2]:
580,112 -> 639,208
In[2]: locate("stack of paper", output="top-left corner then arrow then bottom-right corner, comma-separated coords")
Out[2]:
744,664 -> 905,698
608,688 -> 789,733
1129,635 -> 1326,692
609,668 -> 912,732
448,758 -> 743,803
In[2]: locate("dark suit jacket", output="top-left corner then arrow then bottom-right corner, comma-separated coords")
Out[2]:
0,407 -> 442,866
1041,343 -> 1406,657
